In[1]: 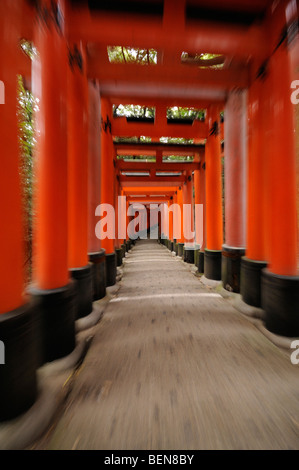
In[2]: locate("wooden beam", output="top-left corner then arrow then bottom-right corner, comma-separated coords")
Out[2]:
117,161 -> 200,172
68,8 -> 267,60
88,61 -> 249,89
119,177 -> 185,186
114,142 -> 205,155
112,116 -> 208,139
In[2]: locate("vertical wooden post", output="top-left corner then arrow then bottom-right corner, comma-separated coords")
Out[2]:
87,82 -> 106,300
204,105 -> 223,279
101,96 -> 116,285
183,172 -> 195,263
67,42 -> 93,318
222,89 -> 247,292
30,0 -> 76,362
261,1 -> 299,336
0,0 -> 38,422
240,69 -> 269,307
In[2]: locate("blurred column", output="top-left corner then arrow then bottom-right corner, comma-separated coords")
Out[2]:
222,90 -> 247,292
88,81 -> 106,300
30,0 -> 76,363
261,2 -> 299,336
67,42 -> 93,318
101,96 -> 116,286
115,177 -> 123,266
176,186 -> 184,257
0,0 -> 37,422
168,197 -> 174,251
240,72 -> 269,307
204,105 -> 223,279
183,171 -> 195,263
194,155 -> 206,273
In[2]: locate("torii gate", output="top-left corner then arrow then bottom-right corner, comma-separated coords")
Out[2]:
0,0 -> 298,422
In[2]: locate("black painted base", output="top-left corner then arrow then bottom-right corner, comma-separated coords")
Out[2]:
178,243 -> 184,257
198,251 -> 205,273
121,243 -> 126,259
29,282 -> 76,364
126,240 -> 131,252
174,243 -> 178,255
105,252 -> 117,287
222,245 -> 246,293
169,241 -> 174,252
262,269 -> 299,337
116,248 -> 123,267
0,301 -> 38,422
204,249 -> 222,280
240,257 -> 267,308
184,247 -> 195,264
88,250 -> 106,300
70,264 -> 93,319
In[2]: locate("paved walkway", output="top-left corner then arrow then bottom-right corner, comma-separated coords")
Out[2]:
32,239 -> 299,450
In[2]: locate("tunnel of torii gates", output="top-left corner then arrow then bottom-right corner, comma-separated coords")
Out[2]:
0,0 -> 299,421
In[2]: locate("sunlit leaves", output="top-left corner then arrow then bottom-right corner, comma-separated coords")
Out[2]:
108,46 -> 157,65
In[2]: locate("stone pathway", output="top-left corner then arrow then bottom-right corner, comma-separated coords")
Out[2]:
32,239 -> 299,450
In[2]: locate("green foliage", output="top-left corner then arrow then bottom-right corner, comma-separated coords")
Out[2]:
20,39 -> 38,60
160,137 -> 194,144
162,155 -> 194,162
167,107 -> 205,121
117,155 -> 156,162
108,46 -> 157,65
181,52 -> 224,69
113,104 -> 155,119
114,136 -> 152,143
18,75 -> 36,282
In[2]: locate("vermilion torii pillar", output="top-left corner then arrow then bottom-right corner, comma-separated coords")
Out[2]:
183,171 -> 195,264
194,154 -> 206,273
176,186 -> 185,257
100,97 -> 117,286
168,197 -> 174,252
88,81 -> 106,300
31,0 -> 76,362
0,0 -> 37,422
261,2 -> 299,337
222,90 -> 247,292
240,71 -> 269,307
67,42 -> 93,318
115,177 -> 124,266
204,105 -> 223,279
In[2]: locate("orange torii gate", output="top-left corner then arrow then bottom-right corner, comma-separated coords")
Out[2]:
0,0 -> 298,423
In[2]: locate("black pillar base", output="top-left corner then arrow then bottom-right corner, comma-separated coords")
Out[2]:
178,243 -> 184,257
116,248 -> 123,267
240,257 -> 267,307
70,264 -> 93,319
198,251 -> 205,273
121,243 -> 126,259
174,243 -> 178,255
0,301 -> 38,422
262,269 -> 299,337
169,241 -> 174,252
88,250 -> 106,300
29,282 -> 76,364
222,245 -> 246,293
105,252 -> 117,287
204,249 -> 222,280
184,247 -> 195,264
126,240 -> 131,252
194,247 -> 204,272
